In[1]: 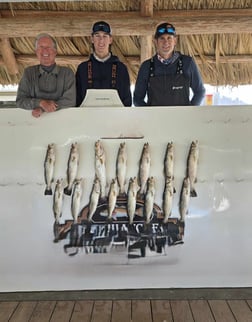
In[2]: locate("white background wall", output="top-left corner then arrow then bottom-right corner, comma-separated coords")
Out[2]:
1,106 -> 252,292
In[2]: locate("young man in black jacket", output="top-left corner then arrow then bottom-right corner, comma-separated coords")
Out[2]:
76,21 -> 132,107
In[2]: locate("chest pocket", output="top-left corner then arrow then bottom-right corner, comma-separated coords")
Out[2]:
148,58 -> 190,106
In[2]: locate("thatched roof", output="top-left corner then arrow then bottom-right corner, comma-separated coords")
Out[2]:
0,1 -> 251,86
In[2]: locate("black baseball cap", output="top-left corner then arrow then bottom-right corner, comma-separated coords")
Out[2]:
92,21 -> 111,35
155,23 -> 176,38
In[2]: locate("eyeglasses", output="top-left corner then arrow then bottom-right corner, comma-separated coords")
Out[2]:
157,27 -> 175,35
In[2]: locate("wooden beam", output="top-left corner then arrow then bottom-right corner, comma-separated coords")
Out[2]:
0,10 -> 251,37
0,38 -> 19,75
0,54 -> 251,67
0,9 -> 250,19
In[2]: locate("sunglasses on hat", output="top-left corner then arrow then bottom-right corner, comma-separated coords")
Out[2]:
157,27 -> 175,35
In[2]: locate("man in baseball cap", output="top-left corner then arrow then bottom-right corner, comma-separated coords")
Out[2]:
92,21 -> 111,35
154,22 -> 176,38
76,21 -> 132,107
134,22 -> 205,106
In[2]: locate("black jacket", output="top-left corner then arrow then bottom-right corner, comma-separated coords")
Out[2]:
76,54 -> 132,107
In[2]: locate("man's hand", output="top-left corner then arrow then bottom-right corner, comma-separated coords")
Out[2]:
32,107 -> 44,118
39,99 -> 58,113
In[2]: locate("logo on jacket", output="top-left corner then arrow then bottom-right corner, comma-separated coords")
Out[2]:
172,86 -> 184,90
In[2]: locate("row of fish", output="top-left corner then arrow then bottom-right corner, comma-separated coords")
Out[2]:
164,140 -> 199,223
53,177 -> 83,224
44,139 -> 199,224
44,142 -> 83,224
44,142 -> 80,196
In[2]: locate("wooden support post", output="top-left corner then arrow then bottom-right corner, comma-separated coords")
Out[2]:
0,38 -> 19,75
140,36 -> 153,64
141,0 -> 153,17
140,0 -> 154,63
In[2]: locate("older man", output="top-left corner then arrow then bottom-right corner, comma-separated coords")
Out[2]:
16,33 -> 76,117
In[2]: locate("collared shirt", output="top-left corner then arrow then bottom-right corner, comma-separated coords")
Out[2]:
157,52 -> 180,65
93,52 -> 111,63
16,64 -> 76,110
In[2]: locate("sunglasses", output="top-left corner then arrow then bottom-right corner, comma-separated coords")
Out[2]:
157,27 -> 175,35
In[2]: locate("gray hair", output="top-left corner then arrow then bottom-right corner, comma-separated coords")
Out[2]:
35,33 -> 57,50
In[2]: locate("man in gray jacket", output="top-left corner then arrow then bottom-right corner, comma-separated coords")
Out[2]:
16,33 -> 76,118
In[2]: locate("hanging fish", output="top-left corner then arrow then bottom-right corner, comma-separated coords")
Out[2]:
53,178 -> 64,224
64,142 -> 79,196
107,178 -> 118,221
162,176 -> 174,224
164,141 -> 174,178
144,176 -> 155,224
71,178 -> 83,224
88,177 -> 101,222
179,177 -> 191,222
94,140 -> 106,199
116,142 -> 127,195
127,177 -> 140,224
164,141 -> 176,193
44,143 -> 56,195
186,140 -> 199,197
138,142 -> 151,196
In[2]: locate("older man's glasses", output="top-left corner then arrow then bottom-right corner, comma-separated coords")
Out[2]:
158,27 -> 175,34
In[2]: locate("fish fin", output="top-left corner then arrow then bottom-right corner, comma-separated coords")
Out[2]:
64,187 -> 72,196
44,188 -> 52,195
190,189 -> 197,197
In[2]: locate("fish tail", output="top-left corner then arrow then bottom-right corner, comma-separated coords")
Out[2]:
100,195 -> 107,202
106,217 -> 113,223
190,188 -> 197,197
44,188 -> 52,195
163,217 -> 169,224
64,187 -> 72,196
137,191 -> 145,200
53,221 -> 61,242
143,222 -> 150,232
119,187 -> 125,195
